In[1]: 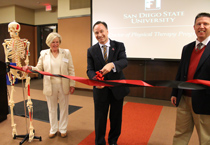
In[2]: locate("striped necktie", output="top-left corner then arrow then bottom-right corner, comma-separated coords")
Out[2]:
103,45 -> 108,63
197,43 -> 203,50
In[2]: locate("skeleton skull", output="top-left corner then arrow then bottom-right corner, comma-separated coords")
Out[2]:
8,21 -> 21,38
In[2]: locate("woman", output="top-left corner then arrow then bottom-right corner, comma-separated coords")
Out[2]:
23,32 -> 75,138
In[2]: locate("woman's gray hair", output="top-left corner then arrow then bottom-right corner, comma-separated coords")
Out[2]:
46,32 -> 62,47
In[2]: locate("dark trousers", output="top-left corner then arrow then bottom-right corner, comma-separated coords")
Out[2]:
94,88 -> 124,145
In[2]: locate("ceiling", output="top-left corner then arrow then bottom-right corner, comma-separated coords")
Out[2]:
0,0 -> 58,10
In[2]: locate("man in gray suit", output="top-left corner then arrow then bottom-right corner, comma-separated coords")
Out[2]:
87,21 -> 130,145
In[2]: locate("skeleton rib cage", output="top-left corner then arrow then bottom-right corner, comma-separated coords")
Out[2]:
4,38 -> 29,80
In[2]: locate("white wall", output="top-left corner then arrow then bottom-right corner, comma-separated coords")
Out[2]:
0,6 -> 15,24
35,7 -> 58,25
15,6 -> 34,25
58,0 -> 90,18
0,5 -> 57,25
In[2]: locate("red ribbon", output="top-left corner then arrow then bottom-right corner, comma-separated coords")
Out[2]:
8,65 -> 210,90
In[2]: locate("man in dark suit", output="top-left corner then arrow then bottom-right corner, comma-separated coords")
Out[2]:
171,12 -> 210,145
87,21 -> 130,145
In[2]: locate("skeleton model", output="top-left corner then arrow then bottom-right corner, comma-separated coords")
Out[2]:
2,21 -> 34,142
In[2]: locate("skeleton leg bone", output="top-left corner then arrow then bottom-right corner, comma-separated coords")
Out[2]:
25,77 -> 34,142
8,74 -> 18,137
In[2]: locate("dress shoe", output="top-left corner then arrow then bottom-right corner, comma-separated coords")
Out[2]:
49,132 -> 57,138
60,132 -> 67,138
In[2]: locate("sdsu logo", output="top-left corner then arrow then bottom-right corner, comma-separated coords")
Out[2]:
145,0 -> 161,11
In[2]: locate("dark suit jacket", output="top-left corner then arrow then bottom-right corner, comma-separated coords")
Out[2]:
87,39 -> 130,100
171,41 -> 210,115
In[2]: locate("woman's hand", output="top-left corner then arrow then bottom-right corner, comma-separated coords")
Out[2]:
22,65 -> 32,71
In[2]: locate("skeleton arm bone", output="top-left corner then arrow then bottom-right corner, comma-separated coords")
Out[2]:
24,41 -> 30,65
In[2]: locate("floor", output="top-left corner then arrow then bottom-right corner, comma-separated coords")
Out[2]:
0,78 -> 199,145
